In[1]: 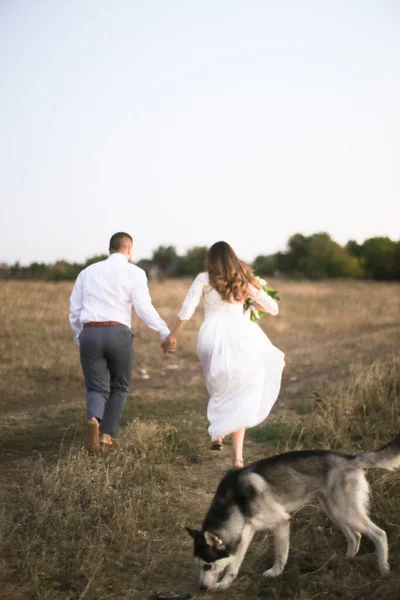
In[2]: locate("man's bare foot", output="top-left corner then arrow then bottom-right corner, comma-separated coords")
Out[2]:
99,433 -> 112,445
100,433 -> 114,454
233,457 -> 244,468
84,418 -> 100,454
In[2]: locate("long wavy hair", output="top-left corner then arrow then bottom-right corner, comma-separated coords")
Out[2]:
207,241 -> 258,302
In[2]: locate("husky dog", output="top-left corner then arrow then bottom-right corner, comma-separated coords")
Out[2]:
187,437 -> 400,591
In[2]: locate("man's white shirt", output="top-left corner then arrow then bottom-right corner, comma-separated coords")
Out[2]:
69,253 -> 170,343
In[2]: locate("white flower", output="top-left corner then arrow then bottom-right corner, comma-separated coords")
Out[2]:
256,277 -> 267,287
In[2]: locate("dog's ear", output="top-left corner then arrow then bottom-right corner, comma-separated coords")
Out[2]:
186,526 -> 200,539
204,531 -> 226,549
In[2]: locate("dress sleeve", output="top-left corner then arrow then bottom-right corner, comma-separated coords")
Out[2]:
248,284 -> 279,316
178,273 -> 207,321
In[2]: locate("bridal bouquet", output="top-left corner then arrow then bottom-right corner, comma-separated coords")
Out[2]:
244,277 -> 280,322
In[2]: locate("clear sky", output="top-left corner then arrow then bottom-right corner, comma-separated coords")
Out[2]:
1,0 -> 399,265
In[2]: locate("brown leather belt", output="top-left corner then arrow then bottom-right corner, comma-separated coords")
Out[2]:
83,321 -> 122,327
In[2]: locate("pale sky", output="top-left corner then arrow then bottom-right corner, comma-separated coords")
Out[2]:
1,0 -> 399,265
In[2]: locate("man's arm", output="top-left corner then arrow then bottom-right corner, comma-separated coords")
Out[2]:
131,270 -> 170,340
69,273 -> 84,344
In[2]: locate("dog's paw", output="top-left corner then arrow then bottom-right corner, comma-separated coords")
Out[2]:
262,566 -> 282,578
346,533 -> 361,558
216,571 -> 237,590
380,564 -> 390,578
215,579 -> 233,591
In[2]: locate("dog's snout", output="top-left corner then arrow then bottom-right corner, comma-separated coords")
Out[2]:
199,583 -> 208,591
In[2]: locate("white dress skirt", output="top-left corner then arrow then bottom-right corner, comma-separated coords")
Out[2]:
178,272 -> 285,441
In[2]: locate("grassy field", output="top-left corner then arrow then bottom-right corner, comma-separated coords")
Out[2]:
0,278 -> 399,600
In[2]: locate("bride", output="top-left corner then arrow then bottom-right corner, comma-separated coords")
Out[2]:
162,241 -> 285,467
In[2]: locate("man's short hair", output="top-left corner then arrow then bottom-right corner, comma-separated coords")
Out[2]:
109,232 -> 133,252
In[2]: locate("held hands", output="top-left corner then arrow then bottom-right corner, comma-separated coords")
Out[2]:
161,318 -> 184,354
161,333 -> 177,354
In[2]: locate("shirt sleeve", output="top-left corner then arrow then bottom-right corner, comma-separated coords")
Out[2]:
178,273 -> 206,321
69,272 -> 84,343
248,283 -> 279,316
131,270 -> 170,340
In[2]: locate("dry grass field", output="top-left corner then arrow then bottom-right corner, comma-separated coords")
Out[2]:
0,278 -> 400,600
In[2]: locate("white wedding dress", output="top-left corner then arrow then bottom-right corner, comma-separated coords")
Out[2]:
178,272 -> 285,441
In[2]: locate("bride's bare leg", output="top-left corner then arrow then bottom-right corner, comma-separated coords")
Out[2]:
232,428 -> 245,467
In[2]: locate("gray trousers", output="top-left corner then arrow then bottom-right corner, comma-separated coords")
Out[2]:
79,324 -> 134,435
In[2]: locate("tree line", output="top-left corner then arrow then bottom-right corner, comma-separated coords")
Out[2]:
1,233 -> 399,282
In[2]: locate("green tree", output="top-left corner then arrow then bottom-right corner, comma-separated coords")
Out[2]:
394,241 -> 400,281
85,254 -> 108,267
346,240 -> 364,260
0,263 -> 9,279
152,246 -> 179,275
252,254 -> 277,275
273,233 -> 311,277
299,233 -> 362,279
287,233 -> 310,271
361,237 -> 397,280
181,246 -> 208,276
9,261 -> 21,278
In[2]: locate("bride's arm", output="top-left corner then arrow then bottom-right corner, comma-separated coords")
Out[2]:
162,273 -> 206,352
167,316 -> 188,340
247,283 -> 279,316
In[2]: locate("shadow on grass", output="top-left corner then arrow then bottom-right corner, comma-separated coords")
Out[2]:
0,407 -> 84,464
1,395 -> 204,468
122,395 -> 191,424
248,421 -> 305,452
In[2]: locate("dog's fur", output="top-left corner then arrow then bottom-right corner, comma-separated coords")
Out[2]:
187,436 -> 400,591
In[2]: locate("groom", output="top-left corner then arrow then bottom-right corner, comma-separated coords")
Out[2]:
69,232 -> 176,453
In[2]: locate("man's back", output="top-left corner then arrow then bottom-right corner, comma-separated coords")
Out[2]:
69,252 -> 169,340
78,254 -> 144,325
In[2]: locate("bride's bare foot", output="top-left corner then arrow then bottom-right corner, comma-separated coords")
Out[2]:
211,437 -> 223,451
233,457 -> 244,468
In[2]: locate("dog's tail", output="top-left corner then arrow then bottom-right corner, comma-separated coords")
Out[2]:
354,435 -> 400,471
